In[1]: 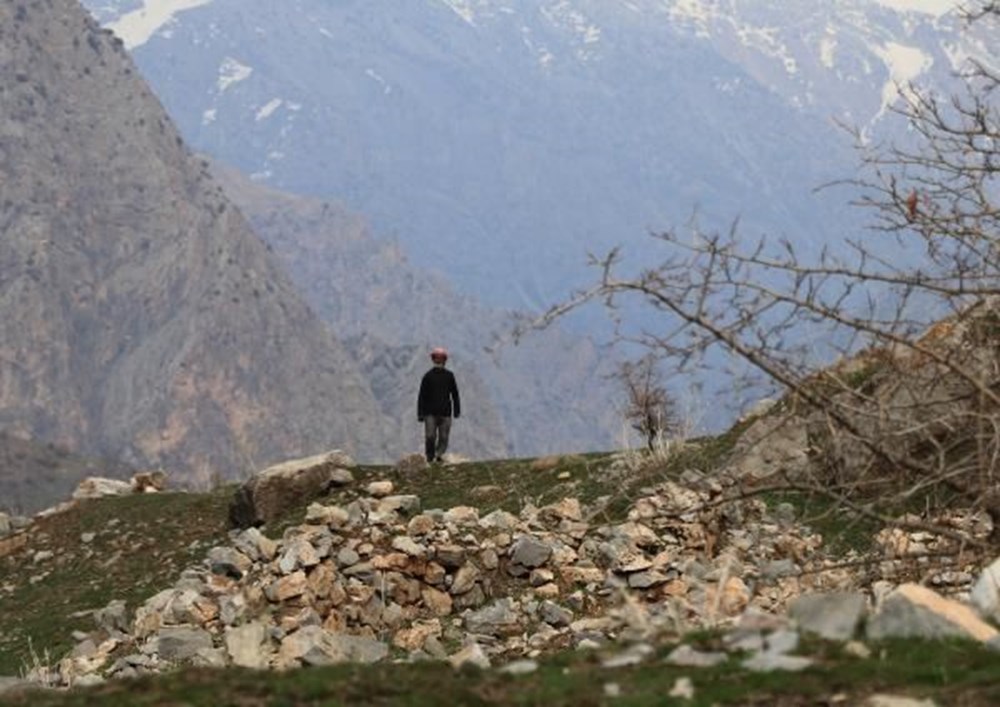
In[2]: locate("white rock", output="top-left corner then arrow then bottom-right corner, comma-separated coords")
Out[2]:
72,477 -> 134,500
970,557 -> 1000,624
867,584 -> 999,643
448,642 -> 491,670
225,622 -> 270,669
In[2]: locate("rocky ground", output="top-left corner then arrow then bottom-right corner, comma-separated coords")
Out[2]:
2,441 -> 1000,705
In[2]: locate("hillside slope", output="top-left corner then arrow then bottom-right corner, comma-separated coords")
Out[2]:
213,164 -> 621,457
2,442 -> 999,704
0,0 -> 393,479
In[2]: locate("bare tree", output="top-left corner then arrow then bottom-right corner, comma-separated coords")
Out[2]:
516,3 -> 1000,552
618,354 -> 677,451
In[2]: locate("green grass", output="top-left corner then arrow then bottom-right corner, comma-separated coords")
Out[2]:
0,490 -> 232,676
2,638 -> 998,706
3,428 -> 994,705
0,436 -> 745,679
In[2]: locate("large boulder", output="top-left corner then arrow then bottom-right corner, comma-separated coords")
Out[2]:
788,592 -> 867,641
278,626 -> 387,667
724,412 -> 811,481
970,556 -> 1000,625
151,627 -> 214,662
225,622 -> 271,669
867,583 -> 999,643
229,450 -> 354,528
72,477 -> 134,500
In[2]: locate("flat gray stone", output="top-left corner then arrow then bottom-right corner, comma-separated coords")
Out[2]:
970,557 -> 1000,625
72,477 -> 133,500
232,527 -> 278,561
764,629 -> 800,655
867,584 -> 998,643
761,559 -> 798,580
320,633 -> 387,664
154,627 -> 214,662
192,647 -> 228,668
465,598 -> 520,636
478,510 -> 521,531
741,652 -> 814,672
627,570 -> 669,589
509,536 -> 552,569
280,626 -> 387,666
228,451 -> 354,528
94,599 -> 129,633
601,643 -> 654,668
208,547 -> 253,578
539,601 -> 573,628
789,592 -> 867,641
665,644 -> 727,668
499,659 -> 539,675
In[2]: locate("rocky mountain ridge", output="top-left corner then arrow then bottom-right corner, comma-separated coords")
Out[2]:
0,0 -> 395,480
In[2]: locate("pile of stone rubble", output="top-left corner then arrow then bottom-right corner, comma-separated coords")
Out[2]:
13,455 -> 999,694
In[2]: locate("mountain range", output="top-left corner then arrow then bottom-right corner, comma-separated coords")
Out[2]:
5,0 -> 995,509
0,0 -> 623,512
79,0 -> 998,316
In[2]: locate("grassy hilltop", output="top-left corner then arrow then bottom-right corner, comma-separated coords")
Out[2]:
1,436 -> 999,706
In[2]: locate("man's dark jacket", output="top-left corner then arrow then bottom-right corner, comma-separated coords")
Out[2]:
418,367 -> 461,419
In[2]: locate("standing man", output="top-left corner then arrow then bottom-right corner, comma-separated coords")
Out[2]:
418,347 -> 461,463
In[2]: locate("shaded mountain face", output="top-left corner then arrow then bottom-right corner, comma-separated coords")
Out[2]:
212,164 -> 622,457
0,0 -> 393,478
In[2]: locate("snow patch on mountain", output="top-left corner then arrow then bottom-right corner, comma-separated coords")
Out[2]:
736,24 -> 798,75
441,0 -> 478,25
255,99 -> 283,122
217,58 -> 252,92
365,69 -> 393,94
873,0 -> 962,16
540,2 -> 603,59
106,0 -> 213,49
872,41 -> 932,117
668,0 -> 719,37
818,32 -> 838,69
